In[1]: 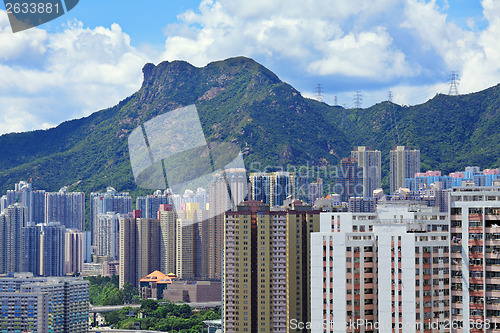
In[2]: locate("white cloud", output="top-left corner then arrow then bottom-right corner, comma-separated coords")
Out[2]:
2,0 -> 500,136
458,0 -> 500,93
160,0 -> 500,106
162,0 -> 410,77
0,11 -> 150,135
307,27 -> 414,79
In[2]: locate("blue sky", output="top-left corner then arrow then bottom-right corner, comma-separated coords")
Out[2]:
0,0 -> 498,134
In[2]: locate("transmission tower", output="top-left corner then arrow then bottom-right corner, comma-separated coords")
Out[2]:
353,91 -> 362,108
448,71 -> 460,96
315,84 -> 323,102
387,90 -> 393,103
333,95 -> 338,106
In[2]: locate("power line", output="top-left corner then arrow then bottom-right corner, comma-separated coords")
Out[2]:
315,84 -> 323,102
353,91 -> 362,108
448,71 -> 460,96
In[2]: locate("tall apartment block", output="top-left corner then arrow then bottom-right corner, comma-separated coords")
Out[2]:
158,203 -> 210,280
249,171 -> 295,207
19,222 -> 66,277
119,212 -> 139,288
45,187 -> 85,230
0,203 -> 28,274
390,146 -> 421,194
119,211 -> 160,288
311,203 -> 450,332
159,205 -> 177,275
0,273 -> 89,333
223,200 -> 320,332
209,169 -> 248,280
335,157 -> 363,203
136,191 -> 171,219
351,147 -> 382,197
309,178 -> 323,205
90,187 -> 132,245
136,216 -> 160,281
1,181 -> 46,224
39,222 -> 66,277
449,185 -> 500,332
95,212 -> 121,260
65,228 -> 84,275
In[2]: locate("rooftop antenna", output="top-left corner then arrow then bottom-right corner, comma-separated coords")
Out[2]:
448,71 -> 460,96
315,84 -> 323,102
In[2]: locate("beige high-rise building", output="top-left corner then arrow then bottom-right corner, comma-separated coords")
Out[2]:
119,210 -> 160,288
159,205 -> 177,275
351,146 -> 382,197
137,217 -> 160,282
119,212 -> 138,288
223,200 -> 320,332
176,215 -> 194,279
390,146 -> 421,194
209,168 -> 248,280
65,228 -> 84,275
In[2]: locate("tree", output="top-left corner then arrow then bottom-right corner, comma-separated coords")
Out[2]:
140,299 -> 158,316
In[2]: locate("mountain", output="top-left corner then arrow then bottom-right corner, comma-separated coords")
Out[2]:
0,56 -> 499,198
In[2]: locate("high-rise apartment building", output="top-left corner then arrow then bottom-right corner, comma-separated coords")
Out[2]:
311,203 -> 450,332
0,203 -> 28,274
158,205 -> 177,275
351,146 -> 382,197
335,157 -> 363,203
95,212 -> 120,260
0,273 -> 89,333
136,190 -> 172,219
250,171 -> 295,207
90,187 -> 132,245
65,229 -> 84,275
21,224 -> 39,275
45,187 -> 85,230
119,211 -> 160,288
39,223 -> 66,277
136,217 -> 160,281
223,200 -> 320,332
449,185 -> 500,331
119,212 -> 138,288
1,181 -> 46,224
209,169 -> 248,280
309,178 -> 323,205
390,146 -> 421,194
158,203 -> 211,280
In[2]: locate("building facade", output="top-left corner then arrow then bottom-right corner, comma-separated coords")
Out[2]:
390,146 -> 421,194
335,158 -> 363,203
351,147 -> 382,197
311,204 -> 450,332
0,203 -> 28,274
90,187 -> 132,245
45,187 -> 85,230
223,200 -> 320,332
0,273 -> 89,333
449,186 -> 500,332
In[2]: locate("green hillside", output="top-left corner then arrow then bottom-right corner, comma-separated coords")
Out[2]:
0,56 -> 499,198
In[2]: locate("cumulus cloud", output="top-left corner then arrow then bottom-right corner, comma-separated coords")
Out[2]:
160,0 -> 500,106
162,0 -> 418,81
0,11 -> 150,134
2,0 -> 500,135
